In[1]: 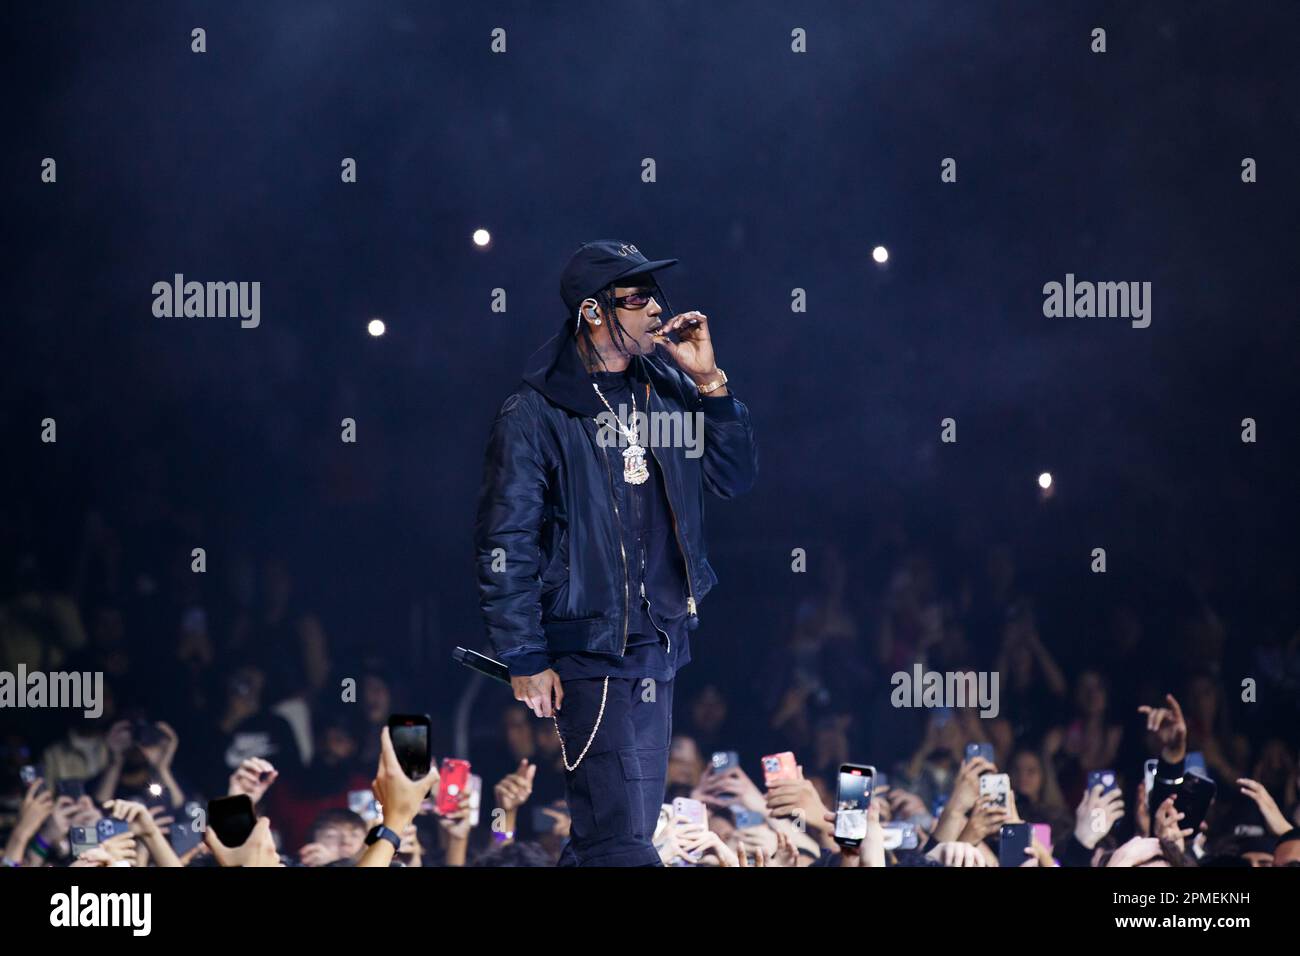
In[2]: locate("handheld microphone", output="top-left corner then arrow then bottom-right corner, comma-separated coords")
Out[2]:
452,646 -> 511,685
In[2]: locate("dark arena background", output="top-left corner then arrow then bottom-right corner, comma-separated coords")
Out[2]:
3,0 -> 1298,937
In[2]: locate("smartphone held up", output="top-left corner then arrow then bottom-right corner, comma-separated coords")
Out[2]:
833,763 -> 876,848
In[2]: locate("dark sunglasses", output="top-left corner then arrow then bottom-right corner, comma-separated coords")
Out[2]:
611,288 -> 658,310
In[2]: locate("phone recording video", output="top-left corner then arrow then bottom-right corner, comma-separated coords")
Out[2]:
833,763 -> 875,848
387,713 -> 432,779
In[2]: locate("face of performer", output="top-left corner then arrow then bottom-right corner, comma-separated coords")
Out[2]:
583,280 -> 665,359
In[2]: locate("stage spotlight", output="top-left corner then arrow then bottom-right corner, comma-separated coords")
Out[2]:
872,245 -> 889,264
1038,472 -> 1052,490
367,318 -> 386,337
472,228 -> 491,247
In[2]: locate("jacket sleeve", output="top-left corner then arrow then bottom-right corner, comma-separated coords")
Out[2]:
474,393 -> 552,678
698,391 -> 758,499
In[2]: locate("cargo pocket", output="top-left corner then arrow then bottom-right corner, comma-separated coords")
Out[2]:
565,750 -> 626,846
620,746 -> 666,841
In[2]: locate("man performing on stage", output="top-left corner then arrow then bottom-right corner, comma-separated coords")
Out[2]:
474,240 -> 758,866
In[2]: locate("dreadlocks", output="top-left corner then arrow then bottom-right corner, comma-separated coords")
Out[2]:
570,275 -> 673,373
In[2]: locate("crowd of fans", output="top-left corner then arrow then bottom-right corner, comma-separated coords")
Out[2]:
2,507 -> 1298,868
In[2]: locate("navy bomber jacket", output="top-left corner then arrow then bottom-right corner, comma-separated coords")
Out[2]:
474,329 -> 757,677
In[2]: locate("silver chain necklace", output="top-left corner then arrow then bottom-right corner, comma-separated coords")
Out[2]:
592,381 -> 650,484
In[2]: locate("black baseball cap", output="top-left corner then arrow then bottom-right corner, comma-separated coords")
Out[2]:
560,239 -> 678,314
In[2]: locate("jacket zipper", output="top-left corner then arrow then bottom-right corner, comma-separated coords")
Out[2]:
641,563 -> 671,654
596,422 -> 630,655
644,383 -> 699,631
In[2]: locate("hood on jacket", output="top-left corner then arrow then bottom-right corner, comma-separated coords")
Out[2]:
522,328 -> 683,419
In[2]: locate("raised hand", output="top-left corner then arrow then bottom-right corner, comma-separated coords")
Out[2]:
40,795 -> 79,844
860,802 -> 887,868
1105,836 -> 1164,868
11,779 -> 54,845
651,311 -> 724,391
736,822 -> 779,860
959,795 -> 1008,845
655,814 -> 686,866
696,766 -> 765,813
140,721 -> 179,770
370,726 -> 440,833
1153,795 -> 1193,853
770,829 -> 799,867
72,833 -> 138,868
539,803 -> 571,840
437,791 -> 475,841
823,802 -> 891,867
299,842 -> 338,867
1074,783 -> 1125,849
1237,778 -> 1291,836
493,759 -> 536,813
207,817 -> 281,867
98,800 -> 180,868
764,767 -> 830,835
1018,838 -> 1057,868
103,799 -> 159,839
675,820 -> 739,868
148,805 -> 175,837
887,787 -> 930,824
736,845 -> 766,867
228,757 -> 279,805
926,841 -> 990,867
1137,694 -> 1187,763
950,756 -> 997,816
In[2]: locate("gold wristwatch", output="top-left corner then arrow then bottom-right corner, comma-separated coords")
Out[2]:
697,368 -> 728,394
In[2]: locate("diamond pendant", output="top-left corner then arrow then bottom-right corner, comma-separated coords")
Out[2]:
623,443 -> 649,484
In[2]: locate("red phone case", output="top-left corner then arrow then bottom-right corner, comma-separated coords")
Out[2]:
437,758 -> 471,815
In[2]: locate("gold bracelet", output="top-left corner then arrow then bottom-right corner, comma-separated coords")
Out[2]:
697,368 -> 728,394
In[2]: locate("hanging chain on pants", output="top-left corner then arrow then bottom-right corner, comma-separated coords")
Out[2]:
553,676 -> 609,772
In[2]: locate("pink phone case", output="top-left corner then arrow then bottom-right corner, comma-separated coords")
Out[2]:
672,797 -> 706,826
761,752 -> 798,786
1031,822 -> 1052,853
